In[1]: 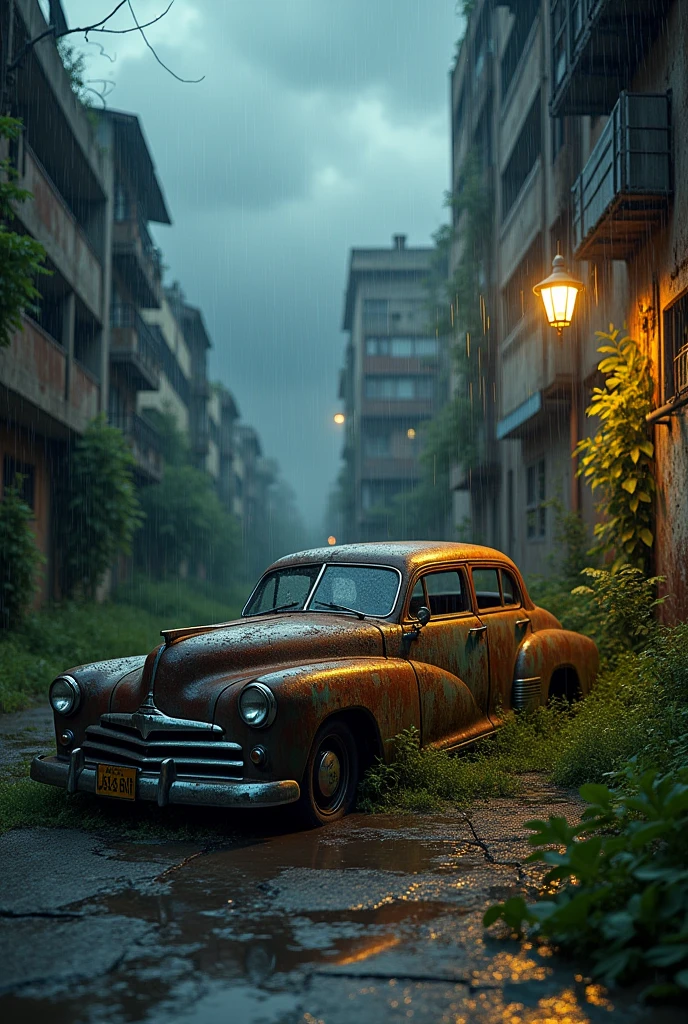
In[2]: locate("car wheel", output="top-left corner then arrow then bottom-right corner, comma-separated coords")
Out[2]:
299,719 -> 358,827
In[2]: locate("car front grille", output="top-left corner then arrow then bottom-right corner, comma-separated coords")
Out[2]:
82,720 -> 243,780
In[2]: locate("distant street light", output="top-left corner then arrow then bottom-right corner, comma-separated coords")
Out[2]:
327,536 -> 337,546
407,428 -> 416,440
533,255 -> 584,338
333,413 -> 345,425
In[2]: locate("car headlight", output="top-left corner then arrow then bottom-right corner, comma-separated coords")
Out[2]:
238,683 -> 276,728
49,675 -> 81,717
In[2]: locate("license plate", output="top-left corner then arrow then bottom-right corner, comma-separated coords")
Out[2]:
96,764 -> 137,801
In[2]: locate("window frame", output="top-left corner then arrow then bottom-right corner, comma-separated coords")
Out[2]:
403,565 -> 472,622
468,563 -> 523,615
526,457 -> 547,542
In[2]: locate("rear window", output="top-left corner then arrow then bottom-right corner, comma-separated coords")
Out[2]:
501,570 -> 521,606
471,567 -> 501,610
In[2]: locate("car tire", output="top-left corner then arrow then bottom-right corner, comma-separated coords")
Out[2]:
298,719 -> 358,828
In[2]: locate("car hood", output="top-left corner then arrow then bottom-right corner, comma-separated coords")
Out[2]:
111,612 -> 386,721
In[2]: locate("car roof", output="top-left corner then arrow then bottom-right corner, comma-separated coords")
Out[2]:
267,541 -> 520,578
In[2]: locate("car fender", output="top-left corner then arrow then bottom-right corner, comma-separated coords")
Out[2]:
512,629 -> 598,709
49,656 -> 148,747
213,657 -> 421,784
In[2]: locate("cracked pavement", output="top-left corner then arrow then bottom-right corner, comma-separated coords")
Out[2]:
1,770 -> 683,1024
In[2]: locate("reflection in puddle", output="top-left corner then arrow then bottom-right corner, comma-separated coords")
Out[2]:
0,813 -> 670,1024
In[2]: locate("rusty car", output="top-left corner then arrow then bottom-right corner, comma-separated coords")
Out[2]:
31,542 -> 598,825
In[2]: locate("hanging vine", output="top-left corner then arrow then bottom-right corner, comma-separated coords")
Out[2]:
574,326 -> 655,572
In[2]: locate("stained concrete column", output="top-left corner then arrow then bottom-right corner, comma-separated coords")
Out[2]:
62,291 -> 76,407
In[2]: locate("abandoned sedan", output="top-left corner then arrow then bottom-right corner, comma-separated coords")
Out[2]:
31,543 -> 598,825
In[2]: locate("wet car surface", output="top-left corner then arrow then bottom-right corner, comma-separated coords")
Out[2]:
0,782 -> 679,1024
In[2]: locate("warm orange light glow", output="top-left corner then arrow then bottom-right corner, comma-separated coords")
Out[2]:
533,255 -> 584,336
327,535 -> 337,546
333,413 -> 345,424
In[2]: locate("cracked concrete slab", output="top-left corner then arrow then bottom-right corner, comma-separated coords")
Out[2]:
0,785 -> 683,1023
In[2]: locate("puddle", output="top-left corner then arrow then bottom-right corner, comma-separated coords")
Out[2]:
0,811 -> 681,1024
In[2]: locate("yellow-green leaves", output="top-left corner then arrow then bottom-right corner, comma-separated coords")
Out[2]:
574,327 -> 655,571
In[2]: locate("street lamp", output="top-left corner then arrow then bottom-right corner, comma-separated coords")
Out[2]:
533,255 -> 584,338
333,413 -> 345,425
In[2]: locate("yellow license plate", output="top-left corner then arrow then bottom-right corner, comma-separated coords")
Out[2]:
96,764 -> 137,801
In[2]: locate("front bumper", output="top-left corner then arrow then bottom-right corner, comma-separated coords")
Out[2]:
30,753 -> 300,809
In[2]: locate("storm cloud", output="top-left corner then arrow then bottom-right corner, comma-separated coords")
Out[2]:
62,0 -> 461,533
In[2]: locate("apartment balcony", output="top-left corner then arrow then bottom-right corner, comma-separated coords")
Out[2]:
0,315 -> 100,435
110,304 -> 161,391
550,0 -> 670,116
112,413 -> 163,483
16,144 -> 103,319
496,316 -> 574,440
112,212 -> 162,309
572,93 -> 672,261
499,161 -> 542,288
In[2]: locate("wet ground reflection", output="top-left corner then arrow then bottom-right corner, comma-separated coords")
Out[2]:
0,806 -> 681,1024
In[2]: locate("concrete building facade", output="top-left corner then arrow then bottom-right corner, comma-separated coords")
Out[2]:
451,0 -> 688,619
0,0 -> 110,597
340,236 -> 445,541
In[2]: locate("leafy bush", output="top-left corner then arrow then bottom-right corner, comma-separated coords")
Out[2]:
61,415 -> 143,598
0,482 -> 44,630
529,566 -> 665,667
574,327 -> 655,571
484,765 -> 688,998
136,463 -> 241,584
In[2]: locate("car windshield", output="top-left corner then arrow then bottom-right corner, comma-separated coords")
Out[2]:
243,565 -> 322,616
243,563 -> 400,618
309,565 -> 399,617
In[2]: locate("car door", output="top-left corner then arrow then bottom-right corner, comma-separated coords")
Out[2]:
405,568 -> 492,750
469,565 -> 531,722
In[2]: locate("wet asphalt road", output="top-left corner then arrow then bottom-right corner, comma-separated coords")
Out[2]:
0,712 -> 683,1024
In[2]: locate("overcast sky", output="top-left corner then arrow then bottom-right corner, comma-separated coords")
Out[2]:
60,0 -> 462,534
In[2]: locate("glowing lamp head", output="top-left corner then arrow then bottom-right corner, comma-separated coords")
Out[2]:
333,413 -> 345,425
533,255 -> 584,336
327,535 -> 337,546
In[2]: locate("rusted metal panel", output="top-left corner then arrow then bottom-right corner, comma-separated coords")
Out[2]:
35,543 -> 599,817
512,629 -> 599,707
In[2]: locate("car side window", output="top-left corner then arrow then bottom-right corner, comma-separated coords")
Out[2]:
423,571 -> 467,617
408,580 -> 425,619
471,567 -> 501,610
501,570 -> 521,606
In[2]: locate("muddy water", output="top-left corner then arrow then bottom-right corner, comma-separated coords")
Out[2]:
0,793 -> 680,1024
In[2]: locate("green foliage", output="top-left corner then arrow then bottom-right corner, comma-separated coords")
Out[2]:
61,415 -> 143,599
136,463 -> 240,585
574,328 -> 655,571
114,573 -> 246,626
0,117 -> 49,348
484,765 -> 688,997
547,501 -> 592,585
358,726 -> 520,812
571,566 -> 665,660
0,481 -> 44,630
0,581 -> 244,713
56,39 -> 91,106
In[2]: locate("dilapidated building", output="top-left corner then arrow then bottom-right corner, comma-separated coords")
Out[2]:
452,0 -> 687,620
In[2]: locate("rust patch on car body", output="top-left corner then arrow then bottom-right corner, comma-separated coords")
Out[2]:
39,542 -> 599,813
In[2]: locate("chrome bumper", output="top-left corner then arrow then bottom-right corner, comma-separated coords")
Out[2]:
30,753 -> 300,809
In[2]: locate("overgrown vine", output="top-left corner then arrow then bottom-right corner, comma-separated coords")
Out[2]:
574,326 -> 655,572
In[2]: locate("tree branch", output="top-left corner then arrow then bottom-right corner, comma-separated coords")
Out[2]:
7,1 -> 180,74
126,0 -> 204,83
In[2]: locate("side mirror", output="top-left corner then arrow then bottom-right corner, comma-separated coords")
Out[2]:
416,606 -> 431,627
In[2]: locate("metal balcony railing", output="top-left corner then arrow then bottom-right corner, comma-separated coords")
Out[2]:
675,344 -> 688,398
572,92 -> 671,261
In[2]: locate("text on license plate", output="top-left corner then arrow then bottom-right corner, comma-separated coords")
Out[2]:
96,763 -> 137,801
